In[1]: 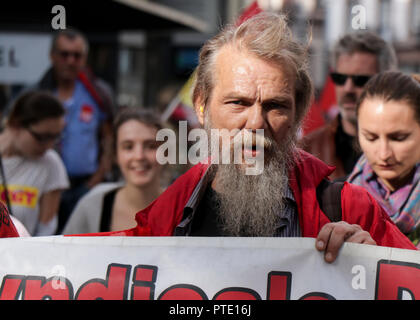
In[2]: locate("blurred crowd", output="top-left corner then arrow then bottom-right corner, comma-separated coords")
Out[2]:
0,28 -> 175,237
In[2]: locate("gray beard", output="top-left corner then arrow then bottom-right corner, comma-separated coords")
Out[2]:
205,124 -> 296,237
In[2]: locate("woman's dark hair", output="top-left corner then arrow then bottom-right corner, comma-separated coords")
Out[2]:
7,91 -> 65,128
356,71 -> 420,124
112,106 -> 163,151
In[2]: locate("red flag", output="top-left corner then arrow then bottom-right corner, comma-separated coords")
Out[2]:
236,1 -> 262,26
302,101 -> 324,136
319,74 -> 337,113
302,74 -> 337,136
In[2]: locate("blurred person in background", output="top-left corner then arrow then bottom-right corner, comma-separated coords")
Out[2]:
62,107 -> 166,234
0,91 -> 69,236
300,32 -> 397,181
348,71 -> 420,246
32,28 -> 115,234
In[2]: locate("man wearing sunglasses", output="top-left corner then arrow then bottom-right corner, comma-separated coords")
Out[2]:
300,32 -> 397,181
32,28 -> 115,234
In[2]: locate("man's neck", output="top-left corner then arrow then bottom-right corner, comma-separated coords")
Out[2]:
119,182 -> 162,210
57,79 -> 76,101
340,116 -> 357,137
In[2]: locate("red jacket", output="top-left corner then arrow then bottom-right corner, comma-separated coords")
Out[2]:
82,150 -> 416,250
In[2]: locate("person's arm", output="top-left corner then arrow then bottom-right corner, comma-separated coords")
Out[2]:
315,182 -> 417,263
86,120 -> 113,189
36,189 -> 62,236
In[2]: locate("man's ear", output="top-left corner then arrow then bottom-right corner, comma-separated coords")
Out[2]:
50,49 -> 57,64
194,96 -> 205,127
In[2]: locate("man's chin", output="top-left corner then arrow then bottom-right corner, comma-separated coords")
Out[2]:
237,152 -> 274,175
233,163 -> 262,176
59,70 -> 79,82
339,107 -> 357,121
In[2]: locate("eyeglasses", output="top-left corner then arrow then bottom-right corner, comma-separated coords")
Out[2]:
56,50 -> 84,60
26,127 -> 62,144
330,72 -> 372,88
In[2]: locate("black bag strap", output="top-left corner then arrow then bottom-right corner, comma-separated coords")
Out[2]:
316,179 -> 344,222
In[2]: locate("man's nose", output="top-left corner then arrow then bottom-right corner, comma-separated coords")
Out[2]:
66,56 -> 78,65
343,77 -> 356,92
344,77 -> 354,91
245,104 -> 267,131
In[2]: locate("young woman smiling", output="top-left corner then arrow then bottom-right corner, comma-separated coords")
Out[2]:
62,107 -> 166,234
348,71 -> 420,245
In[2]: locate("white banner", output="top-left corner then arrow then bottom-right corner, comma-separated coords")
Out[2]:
0,33 -> 51,84
0,236 -> 419,300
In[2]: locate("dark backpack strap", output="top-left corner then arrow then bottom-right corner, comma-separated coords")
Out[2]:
316,179 -> 344,222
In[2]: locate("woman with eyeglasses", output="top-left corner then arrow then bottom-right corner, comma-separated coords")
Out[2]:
0,91 -> 69,236
348,71 -> 420,246
62,107 -> 166,234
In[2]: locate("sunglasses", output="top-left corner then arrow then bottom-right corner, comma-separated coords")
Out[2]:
56,50 -> 84,60
330,72 -> 372,88
26,127 -> 62,144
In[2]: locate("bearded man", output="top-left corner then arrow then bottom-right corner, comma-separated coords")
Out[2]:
86,12 -> 416,261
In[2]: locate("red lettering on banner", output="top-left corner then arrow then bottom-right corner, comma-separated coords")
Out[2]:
158,284 -> 208,300
75,264 -> 131,300
375,260 -> 420,300
213,287 -> 261,300
299,292 -> 336,300
23,277 -> 73,300
4,261 -> 419,300
0,276 -> 24,300
267,271 -> 292,300
130,265 -> 157,300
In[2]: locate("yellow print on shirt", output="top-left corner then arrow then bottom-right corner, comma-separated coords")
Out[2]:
0,185 -> 39,208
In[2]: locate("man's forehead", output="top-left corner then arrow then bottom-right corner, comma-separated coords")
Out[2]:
56,35 -> 87,51
213,45 -> 296,94
336,51 -> 378,73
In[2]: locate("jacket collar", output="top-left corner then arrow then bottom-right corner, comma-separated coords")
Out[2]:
289,149 -> 336,237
